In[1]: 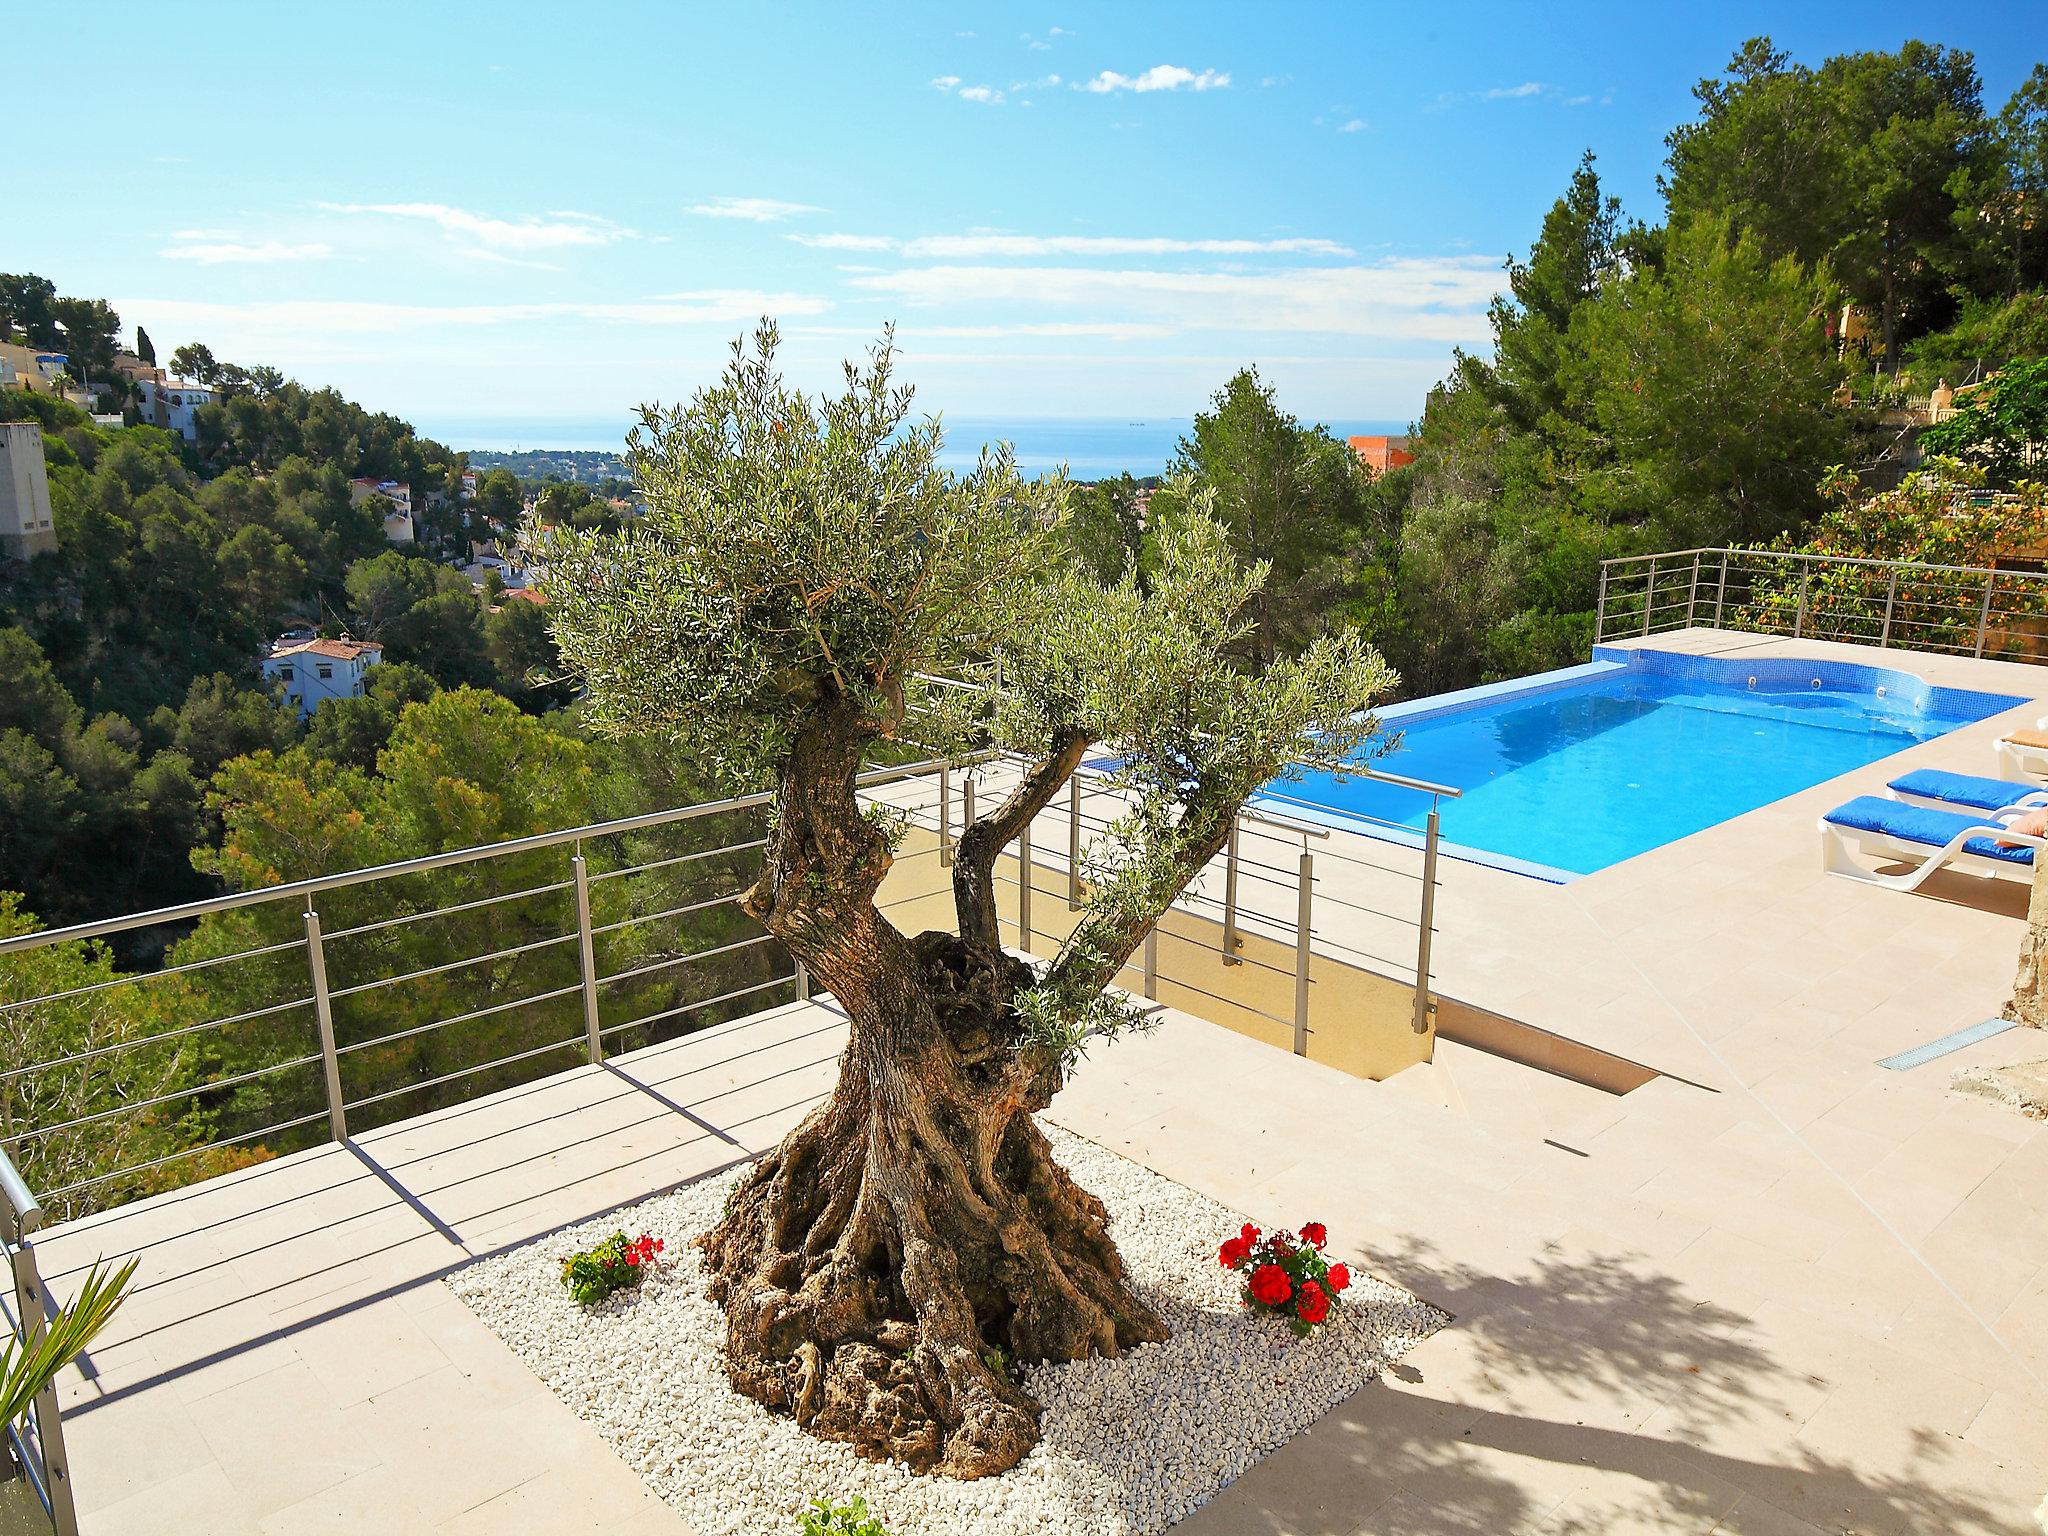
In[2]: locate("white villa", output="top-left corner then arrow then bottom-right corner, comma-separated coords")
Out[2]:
258,634 -> 384,717
132,376 -> 216,441
350,477 -> 415,544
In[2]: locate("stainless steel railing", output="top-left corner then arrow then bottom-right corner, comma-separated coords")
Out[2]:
1594,547 -> 2048,661
0,738 -> 1454,1225
2,1148 -> 77,1536
0,758 -> 949,1220
897,753 -> 1455,1053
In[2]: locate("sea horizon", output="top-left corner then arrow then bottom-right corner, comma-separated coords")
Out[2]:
431,413 -> 1414,479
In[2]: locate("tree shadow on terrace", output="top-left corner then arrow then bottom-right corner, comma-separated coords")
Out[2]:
1183,1233 -> 2022,1536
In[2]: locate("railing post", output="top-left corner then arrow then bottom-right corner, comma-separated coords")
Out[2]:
1292,850 -> 1313,1056
1413,808 -> 1440,1036
1594,562 -> 1609,646
1067,774 -> 1082,910
302,906 -> 347,1143
1221,821 -> 1242,966
1685,553 -> 1700,629
8,1222 -> 78,1536
795,962 -> 811,1003
1794,568 -> 1811,639
571,849 -> 603,1065
938,764 -> 952,867
1976,570 -> 1996,658
1713,551 -> 1729,627
962,775 -> 975,837
1641,557 -> 1657,636
1881,568 -> 1898,648
1017,821 -> 1032,953
1142,926 -> 1158,1000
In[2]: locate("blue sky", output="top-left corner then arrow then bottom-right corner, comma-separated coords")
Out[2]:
6,2 -> 2045,445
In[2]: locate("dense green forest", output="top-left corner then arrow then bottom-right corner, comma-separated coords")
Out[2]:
0,319 -> 772,1213
5,31 -> 2048,1215
1064,38 -> 2048,695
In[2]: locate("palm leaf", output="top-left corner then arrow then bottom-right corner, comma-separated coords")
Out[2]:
0,1258 -> 138,1429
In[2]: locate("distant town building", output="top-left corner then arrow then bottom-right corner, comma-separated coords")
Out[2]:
0,342 -> 70,395
0,421 -> 58,560
259,635 -> 384,718
1347,435 -> 1415,476
350,478 -> 415,544
134,377 -> 217,440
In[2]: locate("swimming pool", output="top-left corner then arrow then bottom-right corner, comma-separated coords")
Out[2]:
1261,646 -> 2029,881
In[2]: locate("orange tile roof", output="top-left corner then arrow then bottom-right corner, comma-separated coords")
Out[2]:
270,638 -> 383,661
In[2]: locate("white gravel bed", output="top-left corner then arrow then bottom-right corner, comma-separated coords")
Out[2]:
449,1122 -> 1444,1536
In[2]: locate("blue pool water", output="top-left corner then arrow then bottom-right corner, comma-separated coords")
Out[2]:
1263,647 -> 2028,880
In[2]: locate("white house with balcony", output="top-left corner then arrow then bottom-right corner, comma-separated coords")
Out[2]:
350,478 -> 415,544
259,634 -> 383,717
134,377 -> 216,440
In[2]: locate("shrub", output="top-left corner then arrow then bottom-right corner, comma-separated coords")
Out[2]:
797,1495 -> 888,1535
559,1231 -> 664,1307
1218,1221 -> 1352,1337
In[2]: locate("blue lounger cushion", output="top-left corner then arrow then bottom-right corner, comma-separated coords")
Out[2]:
1824,794 -> 2034,865
1888,767 -> 2040,812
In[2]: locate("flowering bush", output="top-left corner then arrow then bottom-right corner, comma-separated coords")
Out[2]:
560,1230 -> 665,1307
1218,1221 -> 1351,1337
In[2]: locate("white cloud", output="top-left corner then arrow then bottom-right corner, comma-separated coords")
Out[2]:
1484,81 -> 1545,99
846,257 -> 1500,343
794,321 -> 1174,342
931,74 -> 961,90
1337,119 -> 1367,134
789,233 -> 1351,258
318,202 -> 636,252
117,292 -> 830,342
160,238 -> 335,264
1080,65 -> 1228,94
958,85 -> 1005,104
687,196 -> 821,222
794,232 -> 899,251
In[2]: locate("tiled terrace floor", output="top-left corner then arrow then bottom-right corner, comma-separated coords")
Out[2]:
32,629 -> 2048,1534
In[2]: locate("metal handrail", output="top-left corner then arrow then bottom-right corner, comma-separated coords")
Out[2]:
2,1146 -> 77,1536
1599,545 -> 2048,582
1,735 -> 1440,1231
0,756 -> 953,960
1594,545 -> 2048,660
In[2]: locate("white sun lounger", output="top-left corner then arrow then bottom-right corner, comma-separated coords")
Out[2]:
1993,717 -> 2048,780
1820,795 -> 2045,891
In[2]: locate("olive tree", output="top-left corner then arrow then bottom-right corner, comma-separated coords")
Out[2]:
538,324 -> 1394,1478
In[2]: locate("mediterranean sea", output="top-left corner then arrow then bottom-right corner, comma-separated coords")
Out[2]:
432,414 -> 1410,481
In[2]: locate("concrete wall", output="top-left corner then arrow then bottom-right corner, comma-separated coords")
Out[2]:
0,421 -> 56,560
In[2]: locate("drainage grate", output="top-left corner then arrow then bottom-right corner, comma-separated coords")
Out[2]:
1877,1017 -> 2018,1071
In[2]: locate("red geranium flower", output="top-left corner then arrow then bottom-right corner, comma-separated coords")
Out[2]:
1239,1223 -> 1260,1246
1326,1262 -> 1351,1293
1297,1280 -> 1329,1325
1218,1236 -> 1252,1268
1249,1263 -> 1292,1307
1299,1222 -> 1327,1249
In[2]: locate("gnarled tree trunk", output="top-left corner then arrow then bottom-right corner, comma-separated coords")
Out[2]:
697,699 -> 1165,1478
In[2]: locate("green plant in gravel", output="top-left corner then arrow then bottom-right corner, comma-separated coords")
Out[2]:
2,1257 -> 137,1430
797,1496 -> 888,1536
558,1231 -> 663,1307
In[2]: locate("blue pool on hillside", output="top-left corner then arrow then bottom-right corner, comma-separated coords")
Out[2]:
1262,646 -> 2029,881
